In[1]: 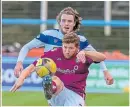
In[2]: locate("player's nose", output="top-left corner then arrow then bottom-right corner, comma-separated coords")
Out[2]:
65,49 -> 69,53
65,21 -> 69,25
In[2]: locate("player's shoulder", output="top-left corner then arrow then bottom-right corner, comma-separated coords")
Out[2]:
44,29 -> 60,32
76,32 -> 88,41
50,47 -> 62,52
40,29 -> 62,39
41,29 -> 60,35
44,47 -> 60,55
46,47 -> 62,57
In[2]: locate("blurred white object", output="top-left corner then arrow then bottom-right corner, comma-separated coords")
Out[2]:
104,1 -> 111,36
13,42 -> 21,48
8,45 -> 15,52
40,1 -> 48,32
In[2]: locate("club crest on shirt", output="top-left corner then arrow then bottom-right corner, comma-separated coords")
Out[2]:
76,58 -> 79,63
54,39 -> 58,43
57,58 -> 61,60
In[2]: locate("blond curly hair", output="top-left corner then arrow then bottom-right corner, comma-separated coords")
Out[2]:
57,7 -> 82,32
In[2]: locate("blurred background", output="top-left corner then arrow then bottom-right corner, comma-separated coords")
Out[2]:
2,1 -> 129,106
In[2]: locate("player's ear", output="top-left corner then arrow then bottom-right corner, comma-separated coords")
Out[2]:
74,21 -> 76,26
77,46 -> 80,53
77,46 -> 79,49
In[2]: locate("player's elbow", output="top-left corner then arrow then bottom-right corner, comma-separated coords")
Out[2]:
100,54 -> 106,61
95,53 -> 106,62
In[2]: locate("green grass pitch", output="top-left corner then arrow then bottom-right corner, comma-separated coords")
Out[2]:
2,91 -> 129,106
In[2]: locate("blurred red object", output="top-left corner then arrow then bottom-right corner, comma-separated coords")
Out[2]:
27,48 -> 44,57
103,50 -> 129,60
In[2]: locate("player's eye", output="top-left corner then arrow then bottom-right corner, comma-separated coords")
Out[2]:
69,47 -> 73,50
68,20 -> 72,23
64,46 -> 67,49
61,19 -> 66,23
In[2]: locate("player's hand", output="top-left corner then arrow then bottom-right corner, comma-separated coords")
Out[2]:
103,70 -> 114,85
76,50 -> 86,63
10,78 -> 24,92
14,61 -> 23,78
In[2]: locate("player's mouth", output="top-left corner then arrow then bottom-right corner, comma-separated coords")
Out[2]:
64,27 -> 70,31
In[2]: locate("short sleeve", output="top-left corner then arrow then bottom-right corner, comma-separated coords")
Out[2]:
78,35 -> 89,50
32,48 -> 60,66
85,56 -> 93,65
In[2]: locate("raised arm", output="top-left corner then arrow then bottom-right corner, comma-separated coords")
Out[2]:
77,35 -> 113,85
84,51 -> 106,62
78,35 -> 108,71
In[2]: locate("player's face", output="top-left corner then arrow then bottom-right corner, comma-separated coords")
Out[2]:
60,14 -> 75,34
62,43 -> 78,59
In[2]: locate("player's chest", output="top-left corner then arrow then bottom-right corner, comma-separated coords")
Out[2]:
53,57 -> 86,74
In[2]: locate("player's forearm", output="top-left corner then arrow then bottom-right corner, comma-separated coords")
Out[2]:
84,45 -> 108,71
19,64 -> 35,80
17,45 -> 30,63
17,39 -> 44,63
84,51 -> 106,62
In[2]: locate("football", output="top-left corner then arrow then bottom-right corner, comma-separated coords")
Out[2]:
35,58 -> 57,78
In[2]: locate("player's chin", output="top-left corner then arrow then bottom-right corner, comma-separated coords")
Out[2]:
63,29 -> 71,34
64,55 -> 70,59
66,56 -> 72,59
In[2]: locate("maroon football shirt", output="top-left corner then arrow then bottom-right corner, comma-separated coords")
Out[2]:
33,48 -> 93,98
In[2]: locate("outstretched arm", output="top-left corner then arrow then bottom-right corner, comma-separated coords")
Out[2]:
83,44 -> 108,70
11,64 -> 35,92
77,36 -> 114,85
83,45 -> 114,85
77,35 -> 108,71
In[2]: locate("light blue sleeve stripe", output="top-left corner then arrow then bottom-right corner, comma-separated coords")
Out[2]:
83,44 -> 96,51
17,38 -> 44,62
99,61 -> 108,71
38,29 -> 60,38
